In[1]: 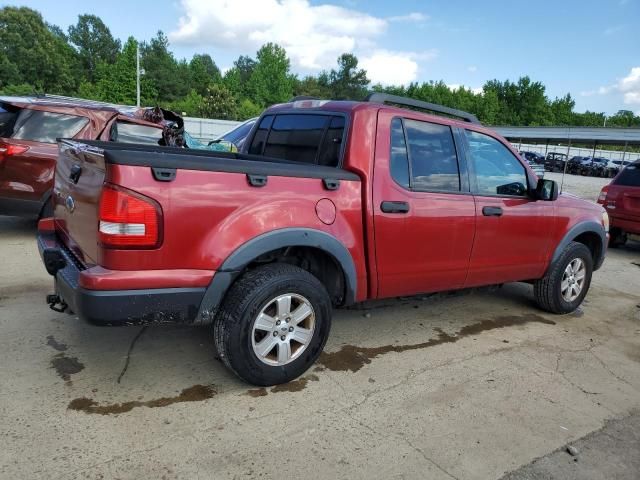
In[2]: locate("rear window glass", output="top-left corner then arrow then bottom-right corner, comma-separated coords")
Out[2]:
614,164 -> 640,187
112,122 -> 163,145
11,109 -> 89,143
248,114 -> 345,166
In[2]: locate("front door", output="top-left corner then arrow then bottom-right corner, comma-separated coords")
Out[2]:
372,110 -> 476,298
463,129 -> 554,287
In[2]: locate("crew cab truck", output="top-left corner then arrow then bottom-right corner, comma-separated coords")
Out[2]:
37,94 -> 609,386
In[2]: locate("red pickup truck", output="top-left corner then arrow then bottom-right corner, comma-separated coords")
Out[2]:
37,94 -> 608,385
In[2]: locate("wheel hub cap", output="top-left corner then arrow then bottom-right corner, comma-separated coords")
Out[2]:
561,258 -> 586,302
251,293 -> 315,366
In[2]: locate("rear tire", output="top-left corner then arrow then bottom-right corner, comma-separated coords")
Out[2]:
213,263 -> 332,386
534,242 -> 593,314
609,228 -> 627,248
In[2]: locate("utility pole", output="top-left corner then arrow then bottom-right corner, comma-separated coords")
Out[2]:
136,43 -> 141,107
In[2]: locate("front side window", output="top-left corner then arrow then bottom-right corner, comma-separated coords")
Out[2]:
11,109 -> 89,143
389,118 -> 460,192
112,122 -> 163,145
465,130 -> 528,196
248,114 -> 345,166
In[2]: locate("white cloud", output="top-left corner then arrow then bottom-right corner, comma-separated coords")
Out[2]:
169,0 -> 431,75
581,67 -> 640,106
388,12 -> 429,22
619,67 -> 640,105
361,49 -> 437,86
447,84 -> 482,95
467,65 -> 477,73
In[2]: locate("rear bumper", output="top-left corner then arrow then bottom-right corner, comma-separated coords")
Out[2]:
37,228 -> 208,324
0,196 -> 43,217
610,215 -> 640,235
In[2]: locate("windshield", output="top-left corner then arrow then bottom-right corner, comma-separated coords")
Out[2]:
221,119 -> 256,147
11,108 -> 89,143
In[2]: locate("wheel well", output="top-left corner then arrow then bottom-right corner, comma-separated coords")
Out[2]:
573,231 -> 602,264
245,246 -> 347,306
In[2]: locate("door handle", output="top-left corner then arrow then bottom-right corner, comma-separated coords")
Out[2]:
482,206 -> 503,217
380,201 -> 409,214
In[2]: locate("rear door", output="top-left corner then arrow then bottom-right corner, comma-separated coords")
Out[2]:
463,129 -> 555,286
372,110 -> 476,298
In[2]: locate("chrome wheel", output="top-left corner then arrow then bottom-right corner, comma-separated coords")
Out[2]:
561,258 -> 586,302
251,293 -> 315,366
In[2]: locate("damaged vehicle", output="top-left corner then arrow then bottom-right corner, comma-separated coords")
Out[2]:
37,94 -> 608,386
0,95 -> 194,218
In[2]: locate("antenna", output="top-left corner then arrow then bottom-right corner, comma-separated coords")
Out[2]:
559,133 -> 572,194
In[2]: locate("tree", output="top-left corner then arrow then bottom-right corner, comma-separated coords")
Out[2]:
0,6 -> 79,93
68,14 -> 121,81
189,54 -> 221,96
237,98 -> 263,120
201,84 -> 237,119
141,31 -> 189,102
294,74 -> 332,98
167,89 -> 205,116
85,37 -> 157,105
328,53 -> 369,100
247,44 -> 293,106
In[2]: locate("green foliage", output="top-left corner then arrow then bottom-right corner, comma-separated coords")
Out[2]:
201,84 -> 237,119
247,43 -> 294,106
166,89 -> 205,117
68,14 -> 120,81
190,54 -> 221,96
327,54 -> 369,100
87,37 -> 157,105
0,83 -> 37,95
141,31 -> 189,102
0,6 -> 79,93
237,98 -> 263,120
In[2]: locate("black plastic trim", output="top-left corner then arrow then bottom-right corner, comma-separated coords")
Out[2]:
152,167 -> 176,182
195,228 -> 358,324
0,197 -> 43,217
549,221 -> 607,272
59,140 -> 360,182
366,93 -> 481,124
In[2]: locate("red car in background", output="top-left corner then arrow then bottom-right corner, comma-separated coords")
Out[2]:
597,160 -> 640,246
0,95 -> 168,218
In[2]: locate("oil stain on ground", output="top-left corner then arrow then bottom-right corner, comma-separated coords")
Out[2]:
68,384 -> 216,415
319,313 -> 556,373
46,335 -> 68,352
244,374 -> 320,396
51,354 -> 84,383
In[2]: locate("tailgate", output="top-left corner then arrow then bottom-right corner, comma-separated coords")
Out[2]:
54,140 -> 106,265
621,189 -> 640,218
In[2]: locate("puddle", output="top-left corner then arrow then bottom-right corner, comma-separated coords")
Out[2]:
245,388 -> 268,397
319,313 -> 555,372
46,335 -> 68,352
632,262 -> 640,268
68,384 -> 216,415
51,354 -> 84,383
271,374 -> 319,393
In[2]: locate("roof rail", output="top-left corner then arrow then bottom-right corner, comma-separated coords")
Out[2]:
35,94 -> 128,109
364,92 -> 480,124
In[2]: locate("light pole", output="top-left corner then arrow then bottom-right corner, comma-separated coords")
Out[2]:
136,43 -> 140,107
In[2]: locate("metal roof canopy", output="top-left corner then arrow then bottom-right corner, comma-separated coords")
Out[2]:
493,126 -> 640,145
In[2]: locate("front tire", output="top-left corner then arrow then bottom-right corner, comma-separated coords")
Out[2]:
213,263 -> 332,386
534,242 -> 593,314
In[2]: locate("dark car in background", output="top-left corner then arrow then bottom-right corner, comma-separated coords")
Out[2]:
544,152 -> 568,172
519,152 -> 545,177
520,151 -> 545,165
209,117 -> 258,151
0,95 -> 169,218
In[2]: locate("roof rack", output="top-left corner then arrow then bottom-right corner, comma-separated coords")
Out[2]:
288,96 -> 321,102
364,92 -> 480,124
35,94 -> 129,109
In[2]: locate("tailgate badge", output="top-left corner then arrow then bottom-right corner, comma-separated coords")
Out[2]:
65,195 -> 76,213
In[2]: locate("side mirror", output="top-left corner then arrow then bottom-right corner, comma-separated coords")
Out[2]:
536,178 -> 558,201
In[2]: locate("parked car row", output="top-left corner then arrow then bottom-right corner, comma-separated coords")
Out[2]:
519,149 -> 632,178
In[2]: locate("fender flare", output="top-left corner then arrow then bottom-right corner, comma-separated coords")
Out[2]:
194,228 -> 358,324
549,221 -> 606,272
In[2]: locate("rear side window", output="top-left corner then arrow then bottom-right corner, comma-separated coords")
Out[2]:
112,122 -> 163,145
11,109 -> 89,143
614,164 -> 640,187
389,117 -> 461,192
248,114 -> 345,166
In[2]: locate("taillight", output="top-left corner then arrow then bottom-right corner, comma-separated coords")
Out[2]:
597,186 -> 608,204
0,142 -> 29,162
98,184 -> 161,248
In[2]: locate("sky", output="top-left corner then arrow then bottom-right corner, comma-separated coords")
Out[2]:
7,0 -> 640,114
